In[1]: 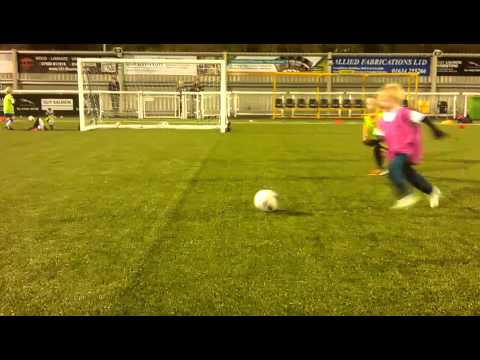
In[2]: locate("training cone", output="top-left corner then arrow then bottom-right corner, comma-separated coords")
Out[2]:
335,119 -> 343,125
458,124 -> 465,129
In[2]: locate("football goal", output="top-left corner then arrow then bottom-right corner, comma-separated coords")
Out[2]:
77,58 -> 228,132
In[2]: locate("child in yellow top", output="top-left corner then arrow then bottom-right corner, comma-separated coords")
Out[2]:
3,87 -> 15,130
362,97 -> 387,176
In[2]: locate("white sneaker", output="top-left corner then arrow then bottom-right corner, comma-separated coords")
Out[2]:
428,186 -> 442,208
379,170 -> 389,176
390,194 -> 420,210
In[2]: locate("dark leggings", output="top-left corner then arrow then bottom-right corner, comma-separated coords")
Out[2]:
388,154 -> 433,198
363,139 -> 386,169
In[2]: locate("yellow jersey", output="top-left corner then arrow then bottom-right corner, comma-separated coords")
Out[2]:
363,112 -> 382,139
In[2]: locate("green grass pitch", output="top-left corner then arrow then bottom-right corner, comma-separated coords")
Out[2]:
1,119 -> 480,315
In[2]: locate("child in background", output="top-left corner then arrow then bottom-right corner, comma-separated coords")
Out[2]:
3,87 -> 15,130
29,116 -> 46,131
362,97 -> 388,176
377,84 -> 447,209
45,108 -> 55,130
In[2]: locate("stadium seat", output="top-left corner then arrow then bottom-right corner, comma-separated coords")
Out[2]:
275,98 -> 284,108
342,99 -> 352,108
320,99 -> 329,108
438,101 -> 448,114
331,99 -> 340,108
285,98 -> 295,108
297,98 -> 307,108
308,99 -> 318,108
353,99 -> 364,108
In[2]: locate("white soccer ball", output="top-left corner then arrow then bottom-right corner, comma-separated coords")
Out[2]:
28,115 -> 35,122
254,189 -> 279,212
115,122 -> 121,127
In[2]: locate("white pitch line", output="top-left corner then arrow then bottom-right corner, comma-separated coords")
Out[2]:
234,121 -> 480,126
234,121 -> 362,125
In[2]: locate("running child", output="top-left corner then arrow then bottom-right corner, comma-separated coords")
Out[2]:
362,97 -> 388,176
3,87 -> 15,130
377,83 -> 447,209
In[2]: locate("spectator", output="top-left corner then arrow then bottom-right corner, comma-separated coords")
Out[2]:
190,78 -> 204,92
108,76 -> 120,114
177,80 -> 185,118
177,80 -> 185,93
190,78 -> 203,119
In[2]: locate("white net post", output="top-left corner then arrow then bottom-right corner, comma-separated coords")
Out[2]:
220,60 -> 227,133
77,59 -> 87,131
77,58 -> 228,132
137,91 -> 143,120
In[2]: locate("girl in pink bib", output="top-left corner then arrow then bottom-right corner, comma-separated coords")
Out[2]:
377,84 -> 447,209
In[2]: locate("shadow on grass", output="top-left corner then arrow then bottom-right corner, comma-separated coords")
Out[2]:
421,159 -> 480,173
271,209 -> 313,217
193,175 -> 361,184
429,177 -> 480,185
206,158 -> 363,165
422,164 -> 476,172
434,159 -> 480,165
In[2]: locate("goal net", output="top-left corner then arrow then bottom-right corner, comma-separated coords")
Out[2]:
77,58 -> 228,132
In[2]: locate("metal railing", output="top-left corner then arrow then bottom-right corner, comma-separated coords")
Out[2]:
7,88 -> 480,120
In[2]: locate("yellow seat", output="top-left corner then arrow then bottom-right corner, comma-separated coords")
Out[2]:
440,119 -> 455,126
418,100 -> 430,114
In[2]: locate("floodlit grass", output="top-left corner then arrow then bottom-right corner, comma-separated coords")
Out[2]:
1,120 -> 480,315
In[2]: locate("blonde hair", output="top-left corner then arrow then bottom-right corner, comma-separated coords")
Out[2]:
378,83 -> 406,104
4,86 -> 12,94
365,97 -> 377,106
365,97 -> 378,113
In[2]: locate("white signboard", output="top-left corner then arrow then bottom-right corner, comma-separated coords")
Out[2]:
0,53 -> 13,73
228,56 -> 325,72
100,63 -> 117,74
228,56 -> 279,72
41,98 -> 74,111
125,55 -> 197,76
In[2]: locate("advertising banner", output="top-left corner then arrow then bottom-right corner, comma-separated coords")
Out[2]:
125,55 -> 198,76
41,98 -> 74,111
437,57 -> 480,76
197,56 -> 223,75
228,56 -> 327,72
1,94 -> 78,115
18,53 -> 116,74
332,56 -> 431,75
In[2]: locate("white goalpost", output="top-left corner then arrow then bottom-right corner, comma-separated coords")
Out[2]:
77,58 -> 228,133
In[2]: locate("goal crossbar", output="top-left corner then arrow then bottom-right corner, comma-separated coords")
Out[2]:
79,58 -> 226,65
